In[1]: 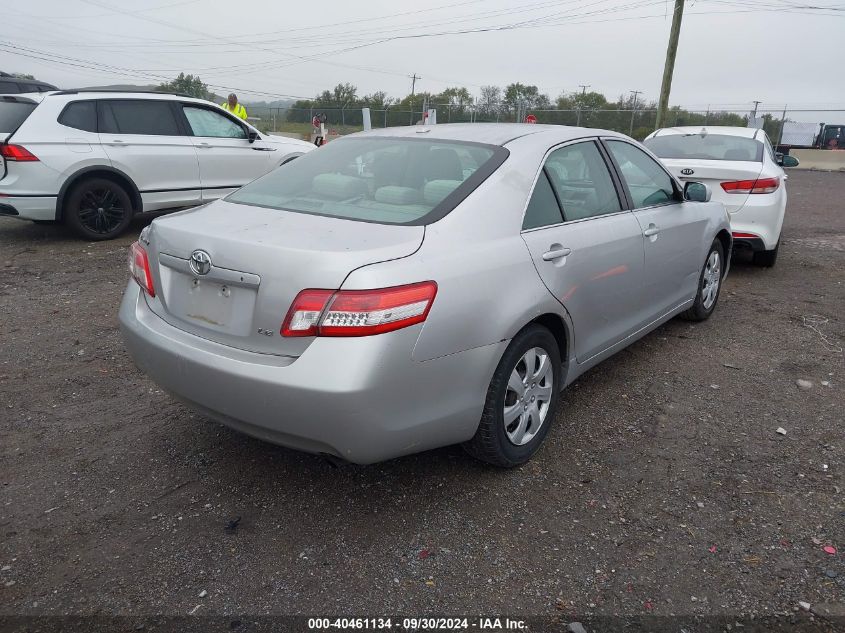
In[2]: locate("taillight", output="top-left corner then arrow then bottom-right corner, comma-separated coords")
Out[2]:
732,231 -> 759,239
281,281 -> 437,337
0,144 -> 39,162
720,177 -> 779,194
128,241 -> 155,297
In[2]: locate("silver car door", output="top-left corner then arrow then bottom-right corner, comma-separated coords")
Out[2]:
521,140 -> 645,362
604,139 -> 707,316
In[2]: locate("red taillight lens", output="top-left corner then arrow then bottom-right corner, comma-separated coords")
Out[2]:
280,289 -> 334,337
0,144 -> 39,162
732,231 -> 759,239
281,281 -> 437,338
128,241 -> 155,297
720,177 -> 779,194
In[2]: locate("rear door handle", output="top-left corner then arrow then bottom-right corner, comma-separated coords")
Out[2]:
542,247 -> 572,261
643,225 -> 660,237
108,140 -> 127,146
197,142 -> 211,148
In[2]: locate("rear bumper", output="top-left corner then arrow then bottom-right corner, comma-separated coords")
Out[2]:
119,283 -> 504,464
728,194 -> 784,251
0,195 -> 57,221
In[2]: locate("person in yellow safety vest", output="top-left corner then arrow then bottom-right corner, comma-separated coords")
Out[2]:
221,93 -> 247,120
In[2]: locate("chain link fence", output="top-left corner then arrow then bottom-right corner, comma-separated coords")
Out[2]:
246,105 -> 845,145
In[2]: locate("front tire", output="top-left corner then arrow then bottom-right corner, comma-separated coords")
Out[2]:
752,240 -> 779,267
64,178 -> 133,241
681,239 -> 724,322
463,324 -> 561,467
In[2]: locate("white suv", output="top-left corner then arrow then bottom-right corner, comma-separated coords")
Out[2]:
0,90 -> 314,240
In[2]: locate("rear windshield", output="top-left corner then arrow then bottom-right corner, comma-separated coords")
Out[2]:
0,99 -> 37,134
227,137 -> 506,225
644,133 -> 764,162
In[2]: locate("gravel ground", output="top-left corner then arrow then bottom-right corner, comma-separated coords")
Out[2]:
1,170 -> 843,630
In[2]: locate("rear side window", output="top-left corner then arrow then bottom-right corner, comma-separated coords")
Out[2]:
228,138 -> 505,225
607,140 -> 676,208
99,100 -> 180,136
523,171 -> 563,230
644,133 -> 764,162
58,101 -> 97,132
0,99 -> 37,134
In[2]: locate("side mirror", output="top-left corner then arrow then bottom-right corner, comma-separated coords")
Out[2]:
684,181 -> 711,202
247,129 -> 259,144
781,154 -> 800,168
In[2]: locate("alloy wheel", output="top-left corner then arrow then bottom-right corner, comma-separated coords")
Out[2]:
503,346 -> 554,446
702,250 -> 721,310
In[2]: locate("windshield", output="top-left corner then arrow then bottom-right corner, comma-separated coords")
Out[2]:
228,137 -> 506,225
0,100 -> 37,135
644,133 -> 764,162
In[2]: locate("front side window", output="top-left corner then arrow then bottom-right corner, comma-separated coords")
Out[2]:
228,138 -> 503,225
99,100 -> 181,136
543,141 -> 621,221
644,133 -> 764,162
606,140 -> 675,208
183,106 -> 246,139
58,101 -> 97,133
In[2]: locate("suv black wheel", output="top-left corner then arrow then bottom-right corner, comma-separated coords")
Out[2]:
463,324 -> 562,467
64,178 -> 133,240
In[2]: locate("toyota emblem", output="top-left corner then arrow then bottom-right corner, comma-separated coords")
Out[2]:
680,168 -> 695,176
189,250 -> 212,276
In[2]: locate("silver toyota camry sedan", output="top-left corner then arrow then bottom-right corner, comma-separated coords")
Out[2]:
120,123 -> 731,466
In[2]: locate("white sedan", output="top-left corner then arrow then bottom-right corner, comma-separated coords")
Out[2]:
644,126 -> 798,267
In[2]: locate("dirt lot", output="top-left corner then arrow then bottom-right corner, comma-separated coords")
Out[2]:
1,170 -> 843,630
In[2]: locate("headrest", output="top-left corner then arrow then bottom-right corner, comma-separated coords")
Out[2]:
312,173 -> 367,199
374,186 -> 421,205
423,180 -> 462,205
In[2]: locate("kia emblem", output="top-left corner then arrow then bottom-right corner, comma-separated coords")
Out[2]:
681,168 -> 694,176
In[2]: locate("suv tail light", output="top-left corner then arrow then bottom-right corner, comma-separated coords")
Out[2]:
282,281 -> 437,337
0,144 -> 39,162
128,241 -> 155,297
721,177 -> 779,194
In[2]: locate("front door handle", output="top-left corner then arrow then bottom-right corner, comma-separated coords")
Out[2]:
542,247 -> 572,261
643,225 -> 660,237
197,142 -> 211,148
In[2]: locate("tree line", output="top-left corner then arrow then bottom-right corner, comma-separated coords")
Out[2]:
285,82 -> 751,139
154,74 -> 772,140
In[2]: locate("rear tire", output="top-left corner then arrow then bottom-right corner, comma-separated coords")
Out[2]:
64,178 -> 133,241
681,239 -> 724,322
752,240 -> 779,267
463,324 -> 561,467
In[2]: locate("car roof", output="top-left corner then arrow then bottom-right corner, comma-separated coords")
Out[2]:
652,126 -> 762,139
35,90 -> 218,106
348,123 -> 628,147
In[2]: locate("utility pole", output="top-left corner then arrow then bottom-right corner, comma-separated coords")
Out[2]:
576,84 -> 590,126
629,90 -> 642,136
409,73 -> 420,125
655,0 -> 685,129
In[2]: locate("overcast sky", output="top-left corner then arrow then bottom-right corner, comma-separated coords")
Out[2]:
3,0 -> 843,117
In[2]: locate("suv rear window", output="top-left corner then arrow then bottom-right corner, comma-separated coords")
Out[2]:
644,133 -> 764,162
0,99 -> 37,134
99,100 -> 180,136
228,137 -> 507,225
58,101 -> 97,132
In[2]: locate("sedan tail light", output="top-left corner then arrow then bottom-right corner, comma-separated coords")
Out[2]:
282,281 -> 437,337
720,177 -> 779,194
128,241 -> 155,297
0,144 -> 39,162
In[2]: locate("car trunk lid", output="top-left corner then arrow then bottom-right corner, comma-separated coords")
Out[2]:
143,199 -> 424,356
660,158 -> 763,214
